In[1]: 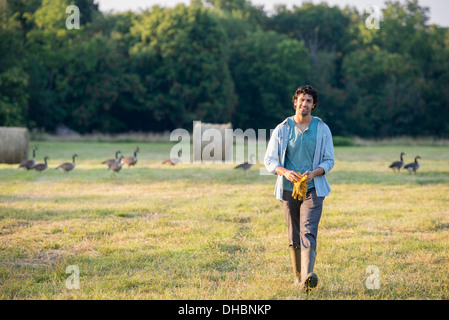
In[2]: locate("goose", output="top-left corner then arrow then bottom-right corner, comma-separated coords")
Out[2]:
19,146 -> 38,170
162,149 -> 182,165
31,156 -> 49,172
102,150 -> 121,167
389,152 -> 405,173
56,154 -> 78,173
234,154 -> 255,175
108,155 -> 124,172
404,156 -> 421,174
121,147 -> 139,168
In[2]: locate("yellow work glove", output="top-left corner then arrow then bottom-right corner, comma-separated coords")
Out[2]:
291,173 -> 308,201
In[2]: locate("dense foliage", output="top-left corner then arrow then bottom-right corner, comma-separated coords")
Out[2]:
1,0 -> 448,137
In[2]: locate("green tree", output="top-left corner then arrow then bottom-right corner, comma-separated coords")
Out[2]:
342,49 -> 423,137
200,0 -> 266,27
269,3 -> 352,68
418,26 -> 449,137
229,30 -> 311,130
62,34 -> 145,133
2,0 -> 448,137
24,0 -> 77,130
74,0 -> 100,25
130,4 -> 236,131
349,0 -> 449,137
0,1 -> 28,126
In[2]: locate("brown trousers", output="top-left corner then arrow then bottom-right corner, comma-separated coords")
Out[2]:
282,188 -> 324,251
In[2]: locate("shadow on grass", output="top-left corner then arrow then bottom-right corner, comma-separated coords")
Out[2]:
0,204 -> 165,221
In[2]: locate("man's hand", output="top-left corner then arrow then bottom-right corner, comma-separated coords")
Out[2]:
276,167 -> 302,183
302,171 -> 315,184
285,170 -> 303,183
303,167 -> 324,184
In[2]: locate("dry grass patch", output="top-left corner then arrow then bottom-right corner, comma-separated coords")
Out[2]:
1,141 -> 448,299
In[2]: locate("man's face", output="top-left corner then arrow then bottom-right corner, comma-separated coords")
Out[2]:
295,93 -> 315,116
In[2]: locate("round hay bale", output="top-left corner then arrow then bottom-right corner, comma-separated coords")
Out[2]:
193,122 -> 232,162
0,127 -> 29,164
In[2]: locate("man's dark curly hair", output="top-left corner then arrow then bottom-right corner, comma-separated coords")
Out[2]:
292,85 -> 319,110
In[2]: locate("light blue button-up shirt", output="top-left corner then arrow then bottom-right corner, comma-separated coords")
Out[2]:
283,116 -> 318,191
264,116 -> 335,201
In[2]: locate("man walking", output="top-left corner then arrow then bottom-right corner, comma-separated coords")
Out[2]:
264,85 -> 334,291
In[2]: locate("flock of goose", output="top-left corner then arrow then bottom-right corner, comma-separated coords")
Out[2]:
18,147 -> 422,175
99,148 -> 140,172
18,146 -> 255,174
389,152 -> 421,174
18,147 -> 140,173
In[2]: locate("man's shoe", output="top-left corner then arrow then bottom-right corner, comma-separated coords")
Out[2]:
299,248 -> 318,292
300,273 -> 318,292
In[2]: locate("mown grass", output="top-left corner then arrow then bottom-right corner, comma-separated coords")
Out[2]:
0,141 -> 448,299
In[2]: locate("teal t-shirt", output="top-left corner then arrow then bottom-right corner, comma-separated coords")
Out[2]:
283,116 -> 318,192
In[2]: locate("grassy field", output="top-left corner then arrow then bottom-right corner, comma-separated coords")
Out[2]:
0,141 -> 448,300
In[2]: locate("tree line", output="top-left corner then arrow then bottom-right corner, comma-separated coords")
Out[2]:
1,0 -> 448,138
